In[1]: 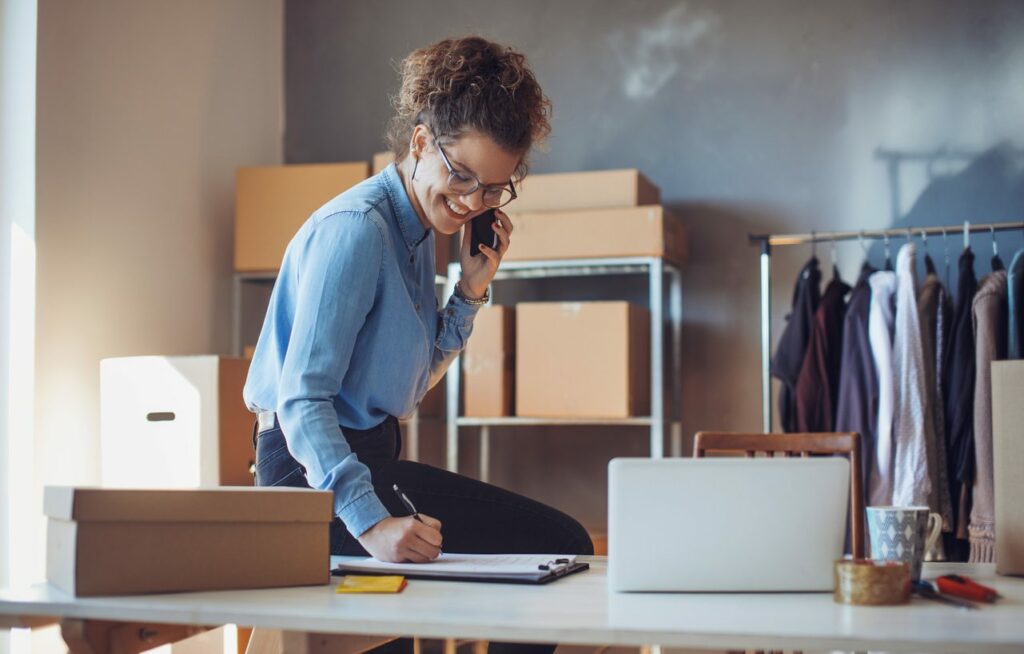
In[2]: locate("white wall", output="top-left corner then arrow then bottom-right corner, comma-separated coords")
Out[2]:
1,0 -> 37,650
34,0 -> 283,580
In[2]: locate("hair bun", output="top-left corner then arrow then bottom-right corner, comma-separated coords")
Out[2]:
386,37 -> 551,180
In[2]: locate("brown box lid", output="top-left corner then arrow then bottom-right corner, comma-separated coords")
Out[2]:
512,169 -> 659,213
44,486 -> 332,524
504,205 -> 686,265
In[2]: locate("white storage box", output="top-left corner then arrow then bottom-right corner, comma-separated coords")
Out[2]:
100,356 -> 253,488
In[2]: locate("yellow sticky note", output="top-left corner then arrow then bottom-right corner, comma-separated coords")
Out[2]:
336,575 -> 407,594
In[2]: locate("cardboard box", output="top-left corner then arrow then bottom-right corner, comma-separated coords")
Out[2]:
993,360 -> 1024,575
235,162 -> 370,272
511,169 -> 659,213
100,356 -> 254,488
45,486 -> 332,596
463,306 -> 515,416
505,205 -> 686,264
373,151 -> 393,175
516,302 -> 650,418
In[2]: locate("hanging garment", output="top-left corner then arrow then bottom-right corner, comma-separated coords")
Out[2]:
919,268 -> 955,551
1009,248 -> 1024,359
969,270 -> 1008,563
794,275 -> 851,432
867,270 -> 897,506
944,247 -> 979,559
892,243 -> 931,508
836,264 -> 878,490
771,257 -> 821,432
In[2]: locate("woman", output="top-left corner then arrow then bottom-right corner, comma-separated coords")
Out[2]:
243,36 -> 593,567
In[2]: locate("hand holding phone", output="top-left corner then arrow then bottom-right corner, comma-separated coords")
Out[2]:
470,209 -> 499,256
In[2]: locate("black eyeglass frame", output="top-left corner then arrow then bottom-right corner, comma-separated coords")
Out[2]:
434,139 -> 518,210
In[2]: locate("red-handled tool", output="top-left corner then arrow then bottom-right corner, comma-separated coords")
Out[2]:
936,575 -> 1001,603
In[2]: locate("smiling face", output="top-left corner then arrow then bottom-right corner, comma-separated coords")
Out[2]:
403,125 -> 521,235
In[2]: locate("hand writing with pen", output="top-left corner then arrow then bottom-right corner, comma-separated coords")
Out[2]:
357,485 -> 442,563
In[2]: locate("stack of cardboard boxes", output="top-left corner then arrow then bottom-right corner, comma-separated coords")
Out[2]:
461,169 -> 686,419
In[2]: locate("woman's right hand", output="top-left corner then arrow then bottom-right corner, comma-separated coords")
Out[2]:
357,515 -> 443,563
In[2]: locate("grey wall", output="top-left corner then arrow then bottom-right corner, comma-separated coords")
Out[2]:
284,0 -> 1024,534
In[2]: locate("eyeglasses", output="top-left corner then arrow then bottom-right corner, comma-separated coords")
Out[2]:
435,140 -> 517,209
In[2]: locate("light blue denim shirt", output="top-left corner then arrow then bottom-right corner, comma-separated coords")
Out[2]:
243,163 -> 481,537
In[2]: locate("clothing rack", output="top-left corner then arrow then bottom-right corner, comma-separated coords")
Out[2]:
748,220 -> 1024,432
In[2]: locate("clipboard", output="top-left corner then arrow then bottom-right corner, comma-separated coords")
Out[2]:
333,554 -> 590,585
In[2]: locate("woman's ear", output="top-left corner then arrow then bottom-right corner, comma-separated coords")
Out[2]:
410,124 -> 432,158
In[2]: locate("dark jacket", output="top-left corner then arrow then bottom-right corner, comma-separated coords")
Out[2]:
835,264 -> 877,483
944,247 -> 978,556
795,274 -> 851,432
771,257 -> 821,432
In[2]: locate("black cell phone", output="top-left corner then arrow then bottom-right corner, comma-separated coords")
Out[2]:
470,209 -> 499,256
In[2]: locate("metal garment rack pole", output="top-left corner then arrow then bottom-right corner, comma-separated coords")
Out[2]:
445,256 -> 684,479
749,220 -> 1024,432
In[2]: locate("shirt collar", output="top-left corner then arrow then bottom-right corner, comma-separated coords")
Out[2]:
381,163 -> 431,251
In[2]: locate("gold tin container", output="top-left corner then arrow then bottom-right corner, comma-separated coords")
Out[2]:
833,559 -> 912,605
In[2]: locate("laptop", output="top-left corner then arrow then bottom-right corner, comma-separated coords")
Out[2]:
608,457 -> 849,592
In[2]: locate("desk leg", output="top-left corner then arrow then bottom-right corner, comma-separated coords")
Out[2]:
246,629 -> 397,654
60,619 -> 208,654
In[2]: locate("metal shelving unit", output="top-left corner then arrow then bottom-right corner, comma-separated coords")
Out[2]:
444,256 -> 684,481
231,271 -> 449,462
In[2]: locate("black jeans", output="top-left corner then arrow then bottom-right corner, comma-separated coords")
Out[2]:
253,415 -> 593,654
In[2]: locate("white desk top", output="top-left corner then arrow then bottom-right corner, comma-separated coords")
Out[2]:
0,558 -> 1022,653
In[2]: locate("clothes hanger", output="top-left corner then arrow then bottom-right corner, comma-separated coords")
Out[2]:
830,235 -> 840,280
991,224 -> 1005,271
883,232 -> 893,271
858,230 -> 871,271
921,229 -> 936,275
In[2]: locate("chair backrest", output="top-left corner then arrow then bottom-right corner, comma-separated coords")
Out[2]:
693,431 -> 864,559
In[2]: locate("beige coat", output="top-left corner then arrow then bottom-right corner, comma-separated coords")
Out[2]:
969,270 -> 1008,563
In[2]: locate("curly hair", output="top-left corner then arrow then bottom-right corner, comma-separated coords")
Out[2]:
386,37 -> 551,181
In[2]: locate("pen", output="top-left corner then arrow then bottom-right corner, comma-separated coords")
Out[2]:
393,484 -> 425,523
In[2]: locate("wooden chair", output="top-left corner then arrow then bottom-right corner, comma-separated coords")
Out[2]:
692,431 -> 865,559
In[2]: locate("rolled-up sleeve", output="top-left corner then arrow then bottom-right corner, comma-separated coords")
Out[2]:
276,212 -> 391,537
426,291 -> 484,389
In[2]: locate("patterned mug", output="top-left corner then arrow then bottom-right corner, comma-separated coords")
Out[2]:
866,506 -> 943,581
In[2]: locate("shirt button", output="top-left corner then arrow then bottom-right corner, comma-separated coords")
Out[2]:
415,303 -> 421,311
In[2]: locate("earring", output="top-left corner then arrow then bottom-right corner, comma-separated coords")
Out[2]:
411,154 -> 419,181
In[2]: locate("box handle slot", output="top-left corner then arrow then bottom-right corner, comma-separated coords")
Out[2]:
146,412 -> 176,422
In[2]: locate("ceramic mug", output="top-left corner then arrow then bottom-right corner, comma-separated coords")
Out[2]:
866,506 -> 942,581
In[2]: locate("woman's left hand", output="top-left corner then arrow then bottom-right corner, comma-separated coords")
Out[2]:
458,209 -> 513,299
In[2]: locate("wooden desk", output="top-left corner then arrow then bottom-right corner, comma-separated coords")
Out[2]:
0,558 -> 1022,653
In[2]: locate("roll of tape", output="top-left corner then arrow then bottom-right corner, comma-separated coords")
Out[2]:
833,559 -> 911,605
